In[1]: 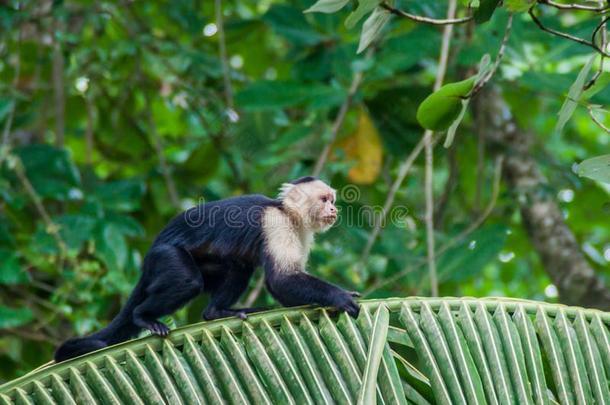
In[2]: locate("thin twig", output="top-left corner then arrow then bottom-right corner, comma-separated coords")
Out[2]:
471,13 -> 514,96
588,106 -> 610,132
363,155 -> 503,296
538,0 -> 610,12
381,1 -> 472,25
587,9 -> 608,88
243,274 -> 265,307
592,15 -> 610,44
52,20 -> 65,148
474,117 -> 486,212
0,29 -> 22,166
529,7 -> 610,57
426,0 -> 458,297
6,328 -> 60,346
312,56 -> 369,176
587,2 -> 609,88
85,95 -> 95,165
12,157 -> 69,260
360,136 -> 429,263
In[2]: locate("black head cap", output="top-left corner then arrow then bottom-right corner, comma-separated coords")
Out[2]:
290,176 -> 318,185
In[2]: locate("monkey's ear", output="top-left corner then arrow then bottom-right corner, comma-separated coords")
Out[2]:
277,183 -> 295,200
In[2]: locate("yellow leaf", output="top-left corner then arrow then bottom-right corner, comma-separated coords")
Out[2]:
340,108 -> 383,184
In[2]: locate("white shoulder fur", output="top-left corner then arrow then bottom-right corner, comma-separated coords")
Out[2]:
262,207 -> 313,272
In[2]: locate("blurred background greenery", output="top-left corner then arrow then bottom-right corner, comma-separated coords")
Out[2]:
0,0 -> 609,380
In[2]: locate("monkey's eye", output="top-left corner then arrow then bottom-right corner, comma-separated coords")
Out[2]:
321,196 -> 328,203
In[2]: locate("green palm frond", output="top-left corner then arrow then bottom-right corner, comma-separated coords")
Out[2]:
1,297 -> 609,404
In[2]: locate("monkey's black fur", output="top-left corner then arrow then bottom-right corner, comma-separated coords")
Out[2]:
55,182 -> 359,362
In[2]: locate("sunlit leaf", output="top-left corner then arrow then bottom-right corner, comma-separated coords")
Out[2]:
357,7 -> 391,54
345,0 -> 380,29
504,0 -> 534,12
555,54 -> 596,135
581,72 -> 610,101
304,0 -> 350,13
1,298 -> 610,403
576,154 -> 610,184
338,108 -> 383,184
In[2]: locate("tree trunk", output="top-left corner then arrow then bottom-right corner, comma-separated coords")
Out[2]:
475,87 -> 610,311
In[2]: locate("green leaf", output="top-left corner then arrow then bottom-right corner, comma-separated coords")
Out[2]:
443,99 -> 468,148
581,72 -> 610,101
345,0 -> 380,29
94,222 -> 129,273
474,0 -> 501,24
0,249 -> 27,285
304,0 -> 350,13
445,50 -> 491,145
357,7 -> 391,54
504,0 -> 534,12
0,305 -> 33,329
236,81 -> 344,110
555,54 -> 596,135
357,305 -> 389,405
13,145 -> 81,201
576,154 -> 610,184
92,180 -> 145,212
416,77 -> 476,131
2,297 -> 610,405
264,4 -> 326,46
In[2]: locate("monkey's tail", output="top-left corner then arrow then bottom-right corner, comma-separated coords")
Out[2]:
54,280 -> 146,363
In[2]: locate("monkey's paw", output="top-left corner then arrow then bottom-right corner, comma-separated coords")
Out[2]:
333,293 -> 360,318
146,321 -> 170,337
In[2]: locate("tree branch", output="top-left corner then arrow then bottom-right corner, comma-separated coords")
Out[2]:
472,13 -> 513,96
381,1 -> 472,25
538,0 -> 610,12
477,86 -> 610,310
12,157 -> 69,261
426,0 -> 458,297
529,7 -> 610,57
587,106 -> 610,133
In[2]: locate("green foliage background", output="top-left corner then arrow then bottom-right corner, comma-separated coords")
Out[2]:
0,0 -> 608,380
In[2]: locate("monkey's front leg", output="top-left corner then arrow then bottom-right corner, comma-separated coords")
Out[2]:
202,262 -> 255,320
266,271 -> 360,318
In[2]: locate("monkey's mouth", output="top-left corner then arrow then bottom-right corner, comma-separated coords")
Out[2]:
322,215 -> 337,224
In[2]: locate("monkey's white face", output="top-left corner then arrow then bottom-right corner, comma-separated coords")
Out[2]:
280,180 -> 337,233
309,187 -> 337,232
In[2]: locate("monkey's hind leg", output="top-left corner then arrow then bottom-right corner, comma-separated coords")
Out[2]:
133,244 -> 203,336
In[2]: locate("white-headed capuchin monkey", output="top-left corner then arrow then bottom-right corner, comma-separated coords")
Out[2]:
55,176 -> 360,362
